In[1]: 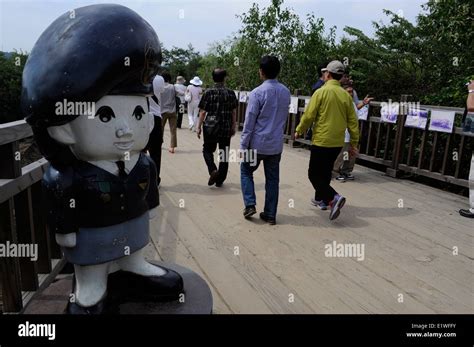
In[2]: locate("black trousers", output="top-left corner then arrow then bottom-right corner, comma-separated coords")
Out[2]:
144,116 -> 163,185
203,137 -> 231,184
308,145 -> 342,204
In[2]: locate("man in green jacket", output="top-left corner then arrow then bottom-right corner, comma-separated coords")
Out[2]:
295,60 -> 359,220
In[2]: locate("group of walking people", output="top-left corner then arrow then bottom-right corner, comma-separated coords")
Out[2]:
147,54 -> 474,225
145,72 -> 204,184
147,55 -> 364,224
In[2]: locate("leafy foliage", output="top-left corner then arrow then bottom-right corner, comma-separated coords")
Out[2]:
199,0 -> 473,106
0,51 -> 27,123
161,44 -> 202,84
1,0 -> 472,124
198,0 -> 334,93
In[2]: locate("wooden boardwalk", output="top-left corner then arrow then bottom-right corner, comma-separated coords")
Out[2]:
143,120 -> 473,314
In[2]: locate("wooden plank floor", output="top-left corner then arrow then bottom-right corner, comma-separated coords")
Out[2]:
144,118 -> 473,314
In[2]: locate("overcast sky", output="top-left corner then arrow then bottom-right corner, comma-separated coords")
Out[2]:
0,0 -> 427,54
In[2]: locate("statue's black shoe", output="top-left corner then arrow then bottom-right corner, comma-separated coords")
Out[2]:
65,275 -> 111,314
459,209 -> 474,218
66,298 -> 106,315
108,267 -> 184,302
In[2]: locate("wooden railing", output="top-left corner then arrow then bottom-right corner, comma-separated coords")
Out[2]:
235,90 -> 474,188
0,94 -> 471,312
0,120 -> 64,313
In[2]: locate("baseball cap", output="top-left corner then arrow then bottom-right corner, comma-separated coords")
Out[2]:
326,60 -> 345,74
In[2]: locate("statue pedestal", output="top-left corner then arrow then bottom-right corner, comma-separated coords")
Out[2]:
24,261 -> 213,314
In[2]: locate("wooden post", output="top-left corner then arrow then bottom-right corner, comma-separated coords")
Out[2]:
0,199 -> 23,312
0,141 -> 21,179
14,188 -> 39,291
374,122 -> 382,157
383,126 -> 391,161
417,130 -> 428,170
238,86 -> 244,128
358,120 -> 365,154
387,94 -> 410,178
429,132 -> 439,172
454,136 -> 465,179
289,89 -> 301,148
49,229 -> 62,260
441,133 -> 452,175
406,128 -> 416,166
31,181 -> 52,274
366,120 -> 373,155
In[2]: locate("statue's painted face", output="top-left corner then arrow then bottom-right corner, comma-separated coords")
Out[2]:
48,95 -> 153,161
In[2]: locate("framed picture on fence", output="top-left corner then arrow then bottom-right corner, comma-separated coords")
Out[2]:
289,96 -> 299,114
357,106 -> 369,121
239,91 -> 248,103
380,103 -> 399,123
405,108 -> 428,129
429,110 -> 455,133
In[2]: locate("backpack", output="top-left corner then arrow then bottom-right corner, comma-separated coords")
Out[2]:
185,89 -> 192,103
203,114 -> 220,139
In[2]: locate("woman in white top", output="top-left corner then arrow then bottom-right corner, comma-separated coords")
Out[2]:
186,76 -> 203,131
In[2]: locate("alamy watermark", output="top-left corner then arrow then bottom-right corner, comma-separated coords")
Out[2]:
324,241 -> 365,261
18,321 -> 55,341
381,99 -> 422,114
55,98 -> 96,118
216,148 -> 258,166
0,241 -> 38,261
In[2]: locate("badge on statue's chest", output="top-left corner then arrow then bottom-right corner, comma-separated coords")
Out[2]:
83,179 -> 111,204
99,181 -> 111,193
138,178 -> 148,191
99,182 -> 112,204
100,193 -> 111,203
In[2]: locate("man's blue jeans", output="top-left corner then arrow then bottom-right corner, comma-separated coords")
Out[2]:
240,153 -> 282,218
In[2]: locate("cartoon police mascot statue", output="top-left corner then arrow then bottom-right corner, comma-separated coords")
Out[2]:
21,4 -> 183,314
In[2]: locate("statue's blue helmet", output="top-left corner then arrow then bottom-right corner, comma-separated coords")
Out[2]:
21,4 -> 162,129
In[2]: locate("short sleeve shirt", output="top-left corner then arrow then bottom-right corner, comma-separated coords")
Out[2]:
199,83 -> 238,139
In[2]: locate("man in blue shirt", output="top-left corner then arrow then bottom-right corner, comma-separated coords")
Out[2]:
311,63 -> 329,95
240,55 -> 291,225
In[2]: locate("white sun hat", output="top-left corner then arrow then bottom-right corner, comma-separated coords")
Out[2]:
189,76 -> 203,86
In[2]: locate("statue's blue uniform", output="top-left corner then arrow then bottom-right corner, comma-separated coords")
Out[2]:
43,153 -> 159,265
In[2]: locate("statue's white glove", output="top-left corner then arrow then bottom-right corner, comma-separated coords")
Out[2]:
55,233 -> 77,248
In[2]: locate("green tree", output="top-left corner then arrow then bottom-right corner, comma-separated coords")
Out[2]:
416,0 -> 474,105
2,0 -> 472,127
198,0 -> 333,94
198,0 -> 473,107
161,44 -> 203,84
0,51 -> 28,124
